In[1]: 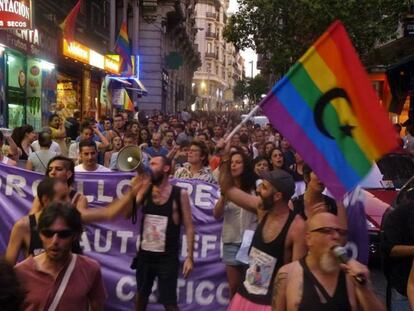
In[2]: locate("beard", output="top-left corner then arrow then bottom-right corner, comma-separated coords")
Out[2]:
150,170 -> 164,185
260,194 -> 274,210
319,252 -> 340,274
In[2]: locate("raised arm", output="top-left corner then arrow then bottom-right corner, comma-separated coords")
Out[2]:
180,189 -> 195,278
218,140 -> 260,214
4,134 -> 21,161
93,126 -> 109,150
212,195 -> 226,220
79,175 -> 150,223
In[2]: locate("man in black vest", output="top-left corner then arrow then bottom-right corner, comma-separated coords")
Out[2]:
219,147 -> 307,309
132,155 -> 194,311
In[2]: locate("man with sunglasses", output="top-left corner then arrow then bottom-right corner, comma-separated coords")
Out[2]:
272,213 -> 385,311
14,202 -> 106,311
6,177 -> 70,264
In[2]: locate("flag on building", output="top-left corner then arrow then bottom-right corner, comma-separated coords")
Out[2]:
260,20 -> 398,199
122,89 -> 134,111
60,0 -> 82,42
115,20 -> 133,76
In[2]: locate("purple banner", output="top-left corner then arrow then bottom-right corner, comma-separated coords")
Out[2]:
0,163 -> 229,310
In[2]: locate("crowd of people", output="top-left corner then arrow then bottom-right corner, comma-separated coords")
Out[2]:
0,108 -> 413,311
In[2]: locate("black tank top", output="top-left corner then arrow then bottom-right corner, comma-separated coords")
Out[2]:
298,257 -> 352,311
28,214 -> 83,256
139,185 -> 182,258
292,194 -> 337,221
239,210 -> 295,305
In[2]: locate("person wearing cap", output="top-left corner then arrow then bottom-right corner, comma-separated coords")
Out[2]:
219,141 -> 306,310
273,213 -> 384,311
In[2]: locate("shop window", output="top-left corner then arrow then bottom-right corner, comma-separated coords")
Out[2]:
6,52 -> 26,129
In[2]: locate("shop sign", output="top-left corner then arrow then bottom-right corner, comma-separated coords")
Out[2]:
104,55 -> 120,73
63,38 -> 120,74
0,0 -> 32,29
0,28 -> 58,61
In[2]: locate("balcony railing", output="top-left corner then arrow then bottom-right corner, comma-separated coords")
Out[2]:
205,52 -> 218,59
205,31 -> 218,39
206,12 -> 217,19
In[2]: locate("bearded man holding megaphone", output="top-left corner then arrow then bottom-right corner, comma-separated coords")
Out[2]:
95,149 -> 195,311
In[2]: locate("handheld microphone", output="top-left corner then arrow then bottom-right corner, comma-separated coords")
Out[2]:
331,246 -> 366,285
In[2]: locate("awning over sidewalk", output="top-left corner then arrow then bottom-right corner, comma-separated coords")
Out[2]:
108,76 -> 148,96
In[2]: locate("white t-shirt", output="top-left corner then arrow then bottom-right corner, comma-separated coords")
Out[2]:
74,164 -> 111,172
31,140 -> 62,154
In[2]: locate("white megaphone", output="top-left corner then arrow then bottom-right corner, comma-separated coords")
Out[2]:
116,145 -> 143,172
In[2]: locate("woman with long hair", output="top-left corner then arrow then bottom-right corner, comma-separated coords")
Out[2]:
139,127 -> 151,147
268,147 -> 293,176
214,148 -> 257,297
11,125 -> 36,161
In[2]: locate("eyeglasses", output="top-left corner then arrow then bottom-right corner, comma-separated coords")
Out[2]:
40,229 -> 74,239
310,227 -> 348,237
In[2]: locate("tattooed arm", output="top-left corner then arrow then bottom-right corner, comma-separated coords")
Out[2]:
273,267 -> 289,311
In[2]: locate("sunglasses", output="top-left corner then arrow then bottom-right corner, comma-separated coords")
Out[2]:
40,229 -> 74,239
310,227 -> 348,237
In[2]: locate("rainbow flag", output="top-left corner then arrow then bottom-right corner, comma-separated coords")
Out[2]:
115,20 -> 133,76
261,21 -> 398,199
122,89 -> 134,111
60,0 -> 82,42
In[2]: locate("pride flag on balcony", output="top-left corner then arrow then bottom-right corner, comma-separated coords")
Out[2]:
60,0 -> 82,42
115,20 -> 133,76
260,20 -> 397,199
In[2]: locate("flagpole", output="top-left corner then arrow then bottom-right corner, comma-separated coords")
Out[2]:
224,99 -> 265,143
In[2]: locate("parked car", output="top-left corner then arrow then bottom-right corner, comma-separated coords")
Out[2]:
365,153 -> 414,262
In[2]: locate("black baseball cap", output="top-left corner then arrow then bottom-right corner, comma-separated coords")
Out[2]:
262,169 -> 295,200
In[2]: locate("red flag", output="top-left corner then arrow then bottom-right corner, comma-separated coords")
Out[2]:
60,0 -> 82,42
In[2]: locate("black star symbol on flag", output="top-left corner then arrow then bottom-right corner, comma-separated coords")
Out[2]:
339,123 -> 355,137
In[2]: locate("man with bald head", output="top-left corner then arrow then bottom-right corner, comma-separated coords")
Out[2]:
272,213 -> 385,311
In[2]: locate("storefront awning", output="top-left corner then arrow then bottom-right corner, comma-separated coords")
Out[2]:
108,76 -> 148,95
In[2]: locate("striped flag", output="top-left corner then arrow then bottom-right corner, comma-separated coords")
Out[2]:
122,89 -> 134,111
60,0 -> 82,42
261,21 -> 398,199
115,20 -> 133,76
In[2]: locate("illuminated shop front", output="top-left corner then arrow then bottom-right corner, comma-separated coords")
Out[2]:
0,27 -> 57,129
58,38 -> 120,120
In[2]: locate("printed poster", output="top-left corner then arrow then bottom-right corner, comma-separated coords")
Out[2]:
141,214 -> 168,252
243,247 -> 277,295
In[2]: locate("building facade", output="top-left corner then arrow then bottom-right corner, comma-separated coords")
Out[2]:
0,0 -> 118,129
192,0 -> 244,111
134,0 -> 201,114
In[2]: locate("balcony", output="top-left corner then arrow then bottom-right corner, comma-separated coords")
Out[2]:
206,12 -> 217,20
205,31 -> 218,39
205,52 -> 218,59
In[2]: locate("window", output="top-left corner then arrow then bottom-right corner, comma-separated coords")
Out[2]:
207,43 -> 212,53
